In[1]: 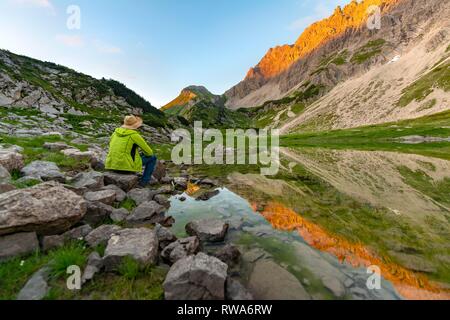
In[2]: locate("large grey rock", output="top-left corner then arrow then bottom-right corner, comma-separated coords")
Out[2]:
81,252 -> 103,284
84,189 -> 116,205
155,224 -> 177,249
104,172 -> 139,192
161,236 -> 200,264
0,147 -> 24,172
71,171 -> 104,191
0,232 -> 39,261
101,184 -> 126,202
0,182 -> 87,236
20,161 -> 65,183
226,278 -> 253,300
186,219 -> 229,242
83,201 -> 114,225
163,253 -> 228,300
154,194 -> 170,209
321,276 -> 346,298
85,224 -> 122,247
110,208 -> 129,223
248,259 -> 310,300
17,266 -> 50,300
103,228 -> 159,271
126,201 -> 166,225
0,164 -> 11,183
127,188 -> 157,205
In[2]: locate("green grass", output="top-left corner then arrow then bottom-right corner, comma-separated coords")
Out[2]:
48,242 -> 88,279
118,198 -> 137,211
118,257 -> 142,280
283,109 -> 450,160
351,39 -> 386,64
397,62 -> 450,107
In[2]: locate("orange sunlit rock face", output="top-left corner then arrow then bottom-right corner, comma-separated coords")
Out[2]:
255,201 -> 450,300
161,89 -> 197,111
246,0 -> 400,81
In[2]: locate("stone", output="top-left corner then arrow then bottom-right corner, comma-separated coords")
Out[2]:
152,161 -> 167,181
126,201 -> 166,225
110,208 -> 129,223
17,266 -> 50,300
214,245 -> 241,267
179,196 -> 186,202
84,189 -> 116,205
101,184 -> 127,202
83,201 -> 114,225
321,276 -> 346,298
186,219 -> 229,242
0,182 -> 87,236
81,252 -> 103,284
42,235 -> 64,252
0,183 -> 16,194
61,148 -> 96,164
161,176 -> 173,184
195,189 -> 220,201
161,236 -> 200,264
160,216 -> 176,228
104,172 -> 139,192
127,188 -> 157,205
85,225 -> 122,247
103,228 -> 159,271
248,259 -> 310,300
0,164 -> 11,183
200,178 -> 217,187
43,142 -> 70,151
154,194 -> 171,208
173,177 -> 188,191
226,278 -> 253,300
70,171 -> 104,191
163,253 -> 228,300
0,147 -> 24,172
157,184 -> 173,194
0,232 -> 39,261
63,224 -> 93,241
20,161 -> 65,183
155,224 -> 177,249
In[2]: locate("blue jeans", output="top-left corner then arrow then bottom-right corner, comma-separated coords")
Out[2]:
140,155 -> 157,185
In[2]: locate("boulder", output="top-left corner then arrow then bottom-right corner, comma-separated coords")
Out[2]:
173,177 -> 188,191
161,176 -> 173,184
200,178 -> 217,187
195,189 -> 220,201
101,184 -> 127,202
63,224 -> 93,241
186,219 -> 229,242
152,161 -> 167,181
70,171 -> 104,191
41,235 -> 64,252
81,252 -> 103,284
0,182 -> 87,236
163,253 -> 228,300
0,232 -> 39,261
0,183 -> 16,194
20,161 -> 65,183
17,266 -> 50,300
154,194 -> 170,208
214,245 -> 241,267
85,224 -> 122,247
226,278 -> 253,300
110,208 -> 129,223
84,189 -> 116,205
157,185 -> 173,194
155,224 -> 177,249
161,236 -> 200,264
126,201 -> 166,225
0,164 -> 11,183
43,142 -> 70,151
61,148 -> 96,164
104,172 -> 139,192
103,228 -> 159,271
83,201 -> 114,225
127,188 -> 157,205
0,147 -> 24,172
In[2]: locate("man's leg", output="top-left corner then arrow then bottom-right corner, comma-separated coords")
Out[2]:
140,155 -> 157,185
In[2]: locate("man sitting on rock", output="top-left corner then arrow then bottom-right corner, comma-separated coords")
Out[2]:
105,115 -> 157,187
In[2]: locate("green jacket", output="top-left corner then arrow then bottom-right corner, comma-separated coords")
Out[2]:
105,128 -> 154,172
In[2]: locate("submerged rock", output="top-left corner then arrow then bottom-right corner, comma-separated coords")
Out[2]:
164,253 -> 228,300
226,278 -> 253,300
214,244 -> 241,267
186,219 -> 229,242
0,182 -> 87,236
195,189 -> 220,201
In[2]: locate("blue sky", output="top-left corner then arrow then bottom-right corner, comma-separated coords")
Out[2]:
0,0 -> 348,106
